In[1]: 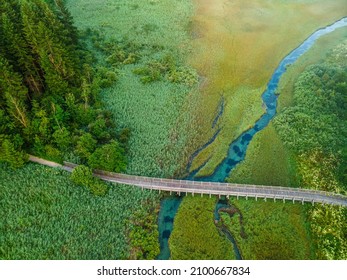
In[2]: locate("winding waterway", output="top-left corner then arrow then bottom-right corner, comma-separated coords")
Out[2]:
157,17 -> 347,260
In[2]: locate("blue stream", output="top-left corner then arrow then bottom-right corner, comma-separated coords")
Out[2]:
157,17 -> 347,260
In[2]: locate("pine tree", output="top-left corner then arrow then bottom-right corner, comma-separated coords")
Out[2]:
0,137 -> 28,169
0,56 -> 29,129
22,0 -> 81,88
50,0 -> 79,46
0,1 -> 43,96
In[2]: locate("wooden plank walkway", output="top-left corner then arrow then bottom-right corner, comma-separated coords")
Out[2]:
28,155 -> 347,207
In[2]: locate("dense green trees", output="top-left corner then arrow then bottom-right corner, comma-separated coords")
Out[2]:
274,46 -> 347,189
127,202 -> 160,260
0,0 -> 127,171
70,165 -> 108,196
274,65 -> 346,157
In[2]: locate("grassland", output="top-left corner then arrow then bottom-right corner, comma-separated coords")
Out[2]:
0,163 -> 159,259
187,0 -> 347,176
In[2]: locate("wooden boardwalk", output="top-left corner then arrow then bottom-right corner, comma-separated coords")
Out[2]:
29,155 -> 347,207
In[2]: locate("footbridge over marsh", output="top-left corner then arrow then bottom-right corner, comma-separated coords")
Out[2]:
29,155 -> 347,207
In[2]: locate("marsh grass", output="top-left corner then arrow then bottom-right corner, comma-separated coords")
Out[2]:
103,70 -> 198,177
169,196 -> 236,260
227,27 -> 347,260
190,86 -> 265,177
67,0 -> 193,48
223,198 -> 313,260
186,0 -> 347,175
67,0 -> 199,178
227,123 -> 299,187
0,163 -> 159,259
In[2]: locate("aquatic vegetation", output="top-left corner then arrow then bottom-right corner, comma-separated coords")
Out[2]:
229,30 -> 347,260
224,199 -> 313,260
228,123 -> 298,187
67,0 -> 199,178
0,163 -> 159,259
187,0 -> 347,176
169,196 -> 235,260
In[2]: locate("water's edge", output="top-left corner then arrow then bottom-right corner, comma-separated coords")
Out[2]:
157,17 -> 347,260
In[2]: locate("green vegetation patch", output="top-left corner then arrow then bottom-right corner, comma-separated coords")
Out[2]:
225,199 -> 313,260
0,163 -> 159,259
70,165 -> 109,196
308,204 -> 347,260
170,196 -> 235,260
228,123 -> 298,187
274,64 -> 346,156
127,200 -> 160,260
67,0 -> 194,48
297,151 -> 347,259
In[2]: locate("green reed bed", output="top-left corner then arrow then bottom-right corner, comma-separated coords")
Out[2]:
67,0 -> 193,48
67,0 -> 199,178
169,196 -> 235,260
0,163 -> 159,259
223,199 -> 313,260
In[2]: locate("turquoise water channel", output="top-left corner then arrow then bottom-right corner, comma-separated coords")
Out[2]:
157,17 -> 347,260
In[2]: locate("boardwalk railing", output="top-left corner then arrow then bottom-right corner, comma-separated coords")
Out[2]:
28,155 -> 347,207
